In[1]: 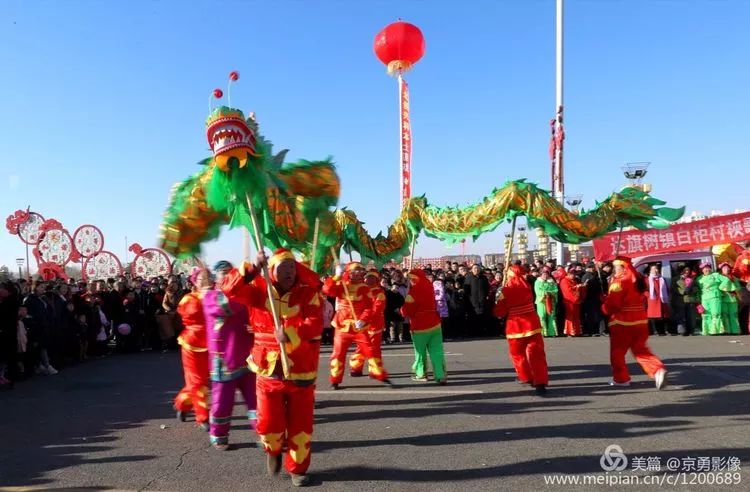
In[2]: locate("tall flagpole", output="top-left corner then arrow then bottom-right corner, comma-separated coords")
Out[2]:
398,73 -> 406,210
553,0 -> 565,265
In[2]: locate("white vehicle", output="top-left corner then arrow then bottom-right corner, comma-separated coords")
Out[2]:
633,250 -> 716,284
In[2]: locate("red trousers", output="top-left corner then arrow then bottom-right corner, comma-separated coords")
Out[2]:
174,348 -> 209,423
507,334 -> 549,386
330,330 -> 387,384
349,330 -> 383,375
563,302 -> 582,336
610,324 -> 665,383
256,377 -> 315,475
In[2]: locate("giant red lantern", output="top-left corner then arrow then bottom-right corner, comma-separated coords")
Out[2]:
373,20 -> 426,211
374,21 -> 425,75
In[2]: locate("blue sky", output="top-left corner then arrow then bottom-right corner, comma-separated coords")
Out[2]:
1,0 -> 749,273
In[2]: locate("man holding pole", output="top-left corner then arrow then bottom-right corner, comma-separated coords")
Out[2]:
235,248 -> 324,487
493,264 -> 550,395
323,262 -> 391,389
349,269 -> 386,378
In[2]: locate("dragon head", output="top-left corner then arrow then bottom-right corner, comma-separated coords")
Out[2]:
206,106 -> 258,171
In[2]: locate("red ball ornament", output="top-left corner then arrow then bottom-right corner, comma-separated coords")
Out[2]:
229,71 -> 239,81
374,20 -> 425,75
213,88 -> 223,99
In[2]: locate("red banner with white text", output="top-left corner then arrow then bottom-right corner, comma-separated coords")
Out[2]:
400,78 -> 411,208
593,212 -> 750,261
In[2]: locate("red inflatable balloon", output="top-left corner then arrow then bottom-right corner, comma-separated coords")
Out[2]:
374,21 -> 425,75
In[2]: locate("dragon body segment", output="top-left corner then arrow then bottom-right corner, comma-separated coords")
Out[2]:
160,105 -> 683,270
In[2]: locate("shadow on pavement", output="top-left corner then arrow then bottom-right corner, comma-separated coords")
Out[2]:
0,352 -> 175,487
314,446 -> 750,483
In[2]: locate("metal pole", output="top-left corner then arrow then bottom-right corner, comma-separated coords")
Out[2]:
553,0 -> 565,265
398,73 -> 405,210
25,242 -> 30,281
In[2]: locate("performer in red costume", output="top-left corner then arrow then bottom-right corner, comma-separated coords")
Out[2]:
323,262 -> 391,389
401,268 -> 447,384
733,249 -> 750,282
493,264 -> 549,395
174,268 -> 210,431
560,266 -> 586,336
349,269 -> 386,377
236,249 -> 323,487
602,256 -> 668,390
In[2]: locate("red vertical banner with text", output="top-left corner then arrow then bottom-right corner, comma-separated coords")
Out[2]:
399,76 -> 411,209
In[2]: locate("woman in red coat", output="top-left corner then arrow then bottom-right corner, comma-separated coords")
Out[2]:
646,264 -> 670,336
560,267 -> 586,337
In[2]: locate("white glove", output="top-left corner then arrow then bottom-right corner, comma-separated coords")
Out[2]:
355,320 -> 366,330
335,265 -> 344,277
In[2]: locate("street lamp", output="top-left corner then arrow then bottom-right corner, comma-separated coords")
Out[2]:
622,162 -> 651,192
622,162 -> 649,182
16,258 -> 24,280
565,194 -> 583,211
564,196 -> 583,262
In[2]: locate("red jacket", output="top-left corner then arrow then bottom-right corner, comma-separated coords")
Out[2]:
733,250 -> 750,282
493,266 -> 542,339
322,277 -> 385,333
400,270 -> 441,333
222,262 -> 323,383
176,291 -> 207,352
603,271 -> 647,328
646,276 -> 669,319
242,276 -> 323,383
560,277 -> 586,306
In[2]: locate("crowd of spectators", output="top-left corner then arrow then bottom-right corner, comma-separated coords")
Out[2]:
3,256 -> 747,389
0,274 -> 192,389
370,257 -> 750,343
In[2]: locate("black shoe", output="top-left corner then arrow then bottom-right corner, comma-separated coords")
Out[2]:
535,384 -> 547,396
176,410 -> 186,422
291,473 -> 311,487
331,383 -> 340,390
350,372 -> 363,378
266,453 -> 282,475
198,422 -> 209,432
383,378 -> 395,388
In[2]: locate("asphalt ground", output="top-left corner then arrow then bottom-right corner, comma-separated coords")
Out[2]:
1,335 -> 749,492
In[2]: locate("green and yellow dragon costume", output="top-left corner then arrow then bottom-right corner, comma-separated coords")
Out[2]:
159,104 -> 684,271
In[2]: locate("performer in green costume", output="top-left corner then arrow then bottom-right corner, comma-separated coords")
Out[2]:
534,268 -> 559,337
696,263 -> 724,336
718,262 -> 741,335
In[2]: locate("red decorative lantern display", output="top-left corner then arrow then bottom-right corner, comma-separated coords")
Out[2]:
374,21 -> 425,75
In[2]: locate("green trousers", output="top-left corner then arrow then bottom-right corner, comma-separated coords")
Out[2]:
536,304 -> 557,337
701,298 -> 724,335
721,301 -> 740,335
411,328 -> 446,381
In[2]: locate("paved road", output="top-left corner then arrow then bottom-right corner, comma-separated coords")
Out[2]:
1,336 -> 749,491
